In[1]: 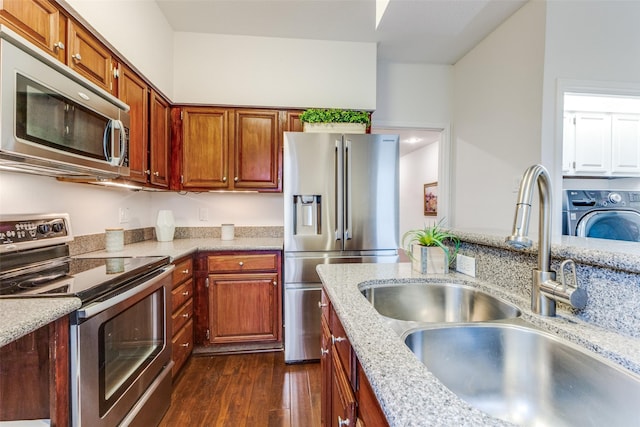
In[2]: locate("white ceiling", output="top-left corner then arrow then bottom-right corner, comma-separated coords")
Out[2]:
155,0 -> 528,64
154,0 -> 527,154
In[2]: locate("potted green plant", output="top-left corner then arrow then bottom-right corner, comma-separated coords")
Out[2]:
402,219 -> 460,274
299,108 -> 370,133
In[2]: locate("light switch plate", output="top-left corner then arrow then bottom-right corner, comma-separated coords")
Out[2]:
456,254 -> 476,277
199,207 -> 209,221
118,207 -> 130,223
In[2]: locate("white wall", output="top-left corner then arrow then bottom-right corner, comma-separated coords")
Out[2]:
399,142 -> 440,241
173,32 -> 377,108
64,0 -> 174,98
541,0 -> 640,232
452,0 -> 546,233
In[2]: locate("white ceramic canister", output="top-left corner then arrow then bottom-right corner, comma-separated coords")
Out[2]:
221,224 -> 235,241
156,210 -> 176,242
105,228 -> 124,252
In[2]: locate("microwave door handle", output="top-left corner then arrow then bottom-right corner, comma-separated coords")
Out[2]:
103,119 -> 112,162
115,120 -> 126,166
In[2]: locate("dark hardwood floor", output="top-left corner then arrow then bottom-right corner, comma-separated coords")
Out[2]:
159,351 -> 321,427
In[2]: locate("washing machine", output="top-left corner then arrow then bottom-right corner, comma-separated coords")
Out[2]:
563,190 -> 640,241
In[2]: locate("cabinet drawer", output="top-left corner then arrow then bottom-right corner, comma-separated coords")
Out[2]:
172,257 -> 193,287
171,279 -> 193,311
172,298 -> 193,335
330,307 -> 354,387
172,318 -> 193,378
208,253 -> 278,273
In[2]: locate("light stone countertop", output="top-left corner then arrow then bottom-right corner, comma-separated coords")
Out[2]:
317,262 -> 640,427
1,237 -> 283,348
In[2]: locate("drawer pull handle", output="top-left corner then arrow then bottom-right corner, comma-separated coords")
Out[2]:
318,301 -> 327,308
239,261 -> 244,267
182,291 -> 190,297
321,348 -> 329,356
338,416 -> 350,426
182,269 -> 190,274
72,53 -> 82,61
182,313 -> 190,318
180,342 -> 190,348
331,335 -> 346,345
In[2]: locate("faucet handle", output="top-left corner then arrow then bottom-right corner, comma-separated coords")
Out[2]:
558,259 -> 577,290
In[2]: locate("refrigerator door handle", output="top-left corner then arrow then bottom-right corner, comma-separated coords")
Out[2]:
344,138 -> 352,241
335,138 -> 344,241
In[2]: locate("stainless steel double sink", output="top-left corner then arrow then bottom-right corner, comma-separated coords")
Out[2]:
360,282 -> 640,426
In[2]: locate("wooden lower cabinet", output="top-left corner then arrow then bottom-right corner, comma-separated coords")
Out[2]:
321,289 -> 388,427
171,255 -> 194,378
0,315 -> 70,425
195,251 -> 282,351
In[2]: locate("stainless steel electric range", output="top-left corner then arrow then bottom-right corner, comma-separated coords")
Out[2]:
0,213 -> 174,427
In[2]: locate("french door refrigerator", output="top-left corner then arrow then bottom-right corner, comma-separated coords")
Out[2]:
283,131 -> 399,363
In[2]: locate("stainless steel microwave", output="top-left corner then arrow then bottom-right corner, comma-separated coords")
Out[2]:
0,25 -> 130,179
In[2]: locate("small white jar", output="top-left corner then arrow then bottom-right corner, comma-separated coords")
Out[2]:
105,228 -> 124,252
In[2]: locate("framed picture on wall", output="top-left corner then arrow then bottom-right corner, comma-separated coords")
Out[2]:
424,182 -> 438,216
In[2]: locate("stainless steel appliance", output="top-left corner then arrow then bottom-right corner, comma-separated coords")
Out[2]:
283,132 -> 399,363
562,189 -> 640,241
0,213 -> 173,427
0,25 -> 130,178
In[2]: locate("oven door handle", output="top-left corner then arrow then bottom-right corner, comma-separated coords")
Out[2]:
77,265 -> 174,319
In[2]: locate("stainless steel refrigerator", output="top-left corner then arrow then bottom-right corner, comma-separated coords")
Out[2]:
283,132 -> 400,363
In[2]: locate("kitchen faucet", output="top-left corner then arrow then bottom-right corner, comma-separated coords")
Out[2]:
506,164 -> 587,316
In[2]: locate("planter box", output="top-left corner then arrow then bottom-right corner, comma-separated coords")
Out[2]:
302,122 -> 366,134
411,244 -> 449,274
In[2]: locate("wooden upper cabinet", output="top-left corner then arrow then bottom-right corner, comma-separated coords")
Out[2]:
67,20 -> 113,93
149,90 -> 171,188
233,109 -> 281,191
180,107 -> 230,190
118,65 -> 149,184
285,110 -> 304,132
0,0 -> 66,62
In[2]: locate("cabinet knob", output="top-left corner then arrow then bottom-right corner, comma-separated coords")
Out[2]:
222,176 -> 227,182
234,176 -> 239,182
338,416 -> 350,426
72,53 -> 82,62
182,313 -> 190,318
180,342 -> 190,348
54,41 -> 65,50
272,280 -> 277,286
321,348 -> 329,356
181,291 -> 190,297
238,261 -> 244,267
331,335 -> 346,345
182,269 -> 190,274
144,169 -> 151,175
318,301 -> 328,308
153,171 -> 160,176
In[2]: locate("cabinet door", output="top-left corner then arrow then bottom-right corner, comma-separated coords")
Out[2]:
67,20 -> 113,92
562,113 -> 576,174
331,351 -> 356,427
611,114 -> 640,175
0,0 -> 65,62
181,107 -> 230,189
233,109 -> 281,191
118,66 -> 149,183
149,90 -> 171,187
285,110 -> 304,132
321,315 -> 332,427
208,272 -> 279,344
574,112 -> 611,174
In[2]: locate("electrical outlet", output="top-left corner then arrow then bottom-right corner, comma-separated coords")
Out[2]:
456,254 -> 476,277
118,207 -> 130,224
199,207 -> 209,221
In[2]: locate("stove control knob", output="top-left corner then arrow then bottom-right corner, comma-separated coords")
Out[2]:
608,192 -> 623,204
52,222 -> 64,233
38,224 -> 51,234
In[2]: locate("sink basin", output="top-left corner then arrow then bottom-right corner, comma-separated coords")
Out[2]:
361,282 -> 521,323
405,324 -> 640,426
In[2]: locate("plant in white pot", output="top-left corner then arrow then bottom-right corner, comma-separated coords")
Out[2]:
402,220 -> 460,274
299,108 -> 370,133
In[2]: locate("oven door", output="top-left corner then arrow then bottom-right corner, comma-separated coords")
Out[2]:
71,265 -> 174,427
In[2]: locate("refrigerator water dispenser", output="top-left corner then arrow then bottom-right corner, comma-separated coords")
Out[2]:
293,195 -> 321,235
